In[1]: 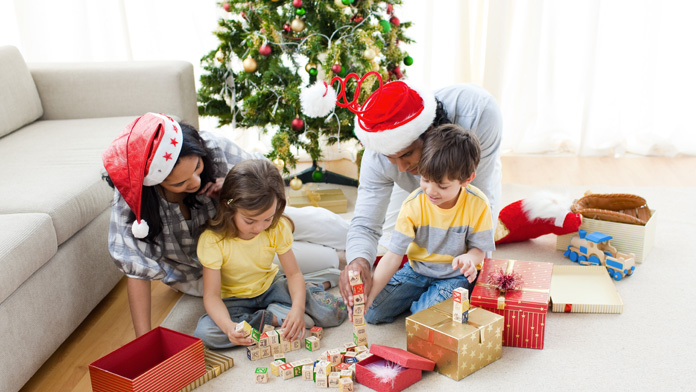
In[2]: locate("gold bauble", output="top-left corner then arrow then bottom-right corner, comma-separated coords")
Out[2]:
363,48 -> 376,61
272,158 -> 285,171
242,56 -> 257,73
289,177 -> 303,190
334,0 -> 347,8
371,61 -> 381,71
291,18 -> 305,32
215,49 -> 225,63
305,62 -> 316,72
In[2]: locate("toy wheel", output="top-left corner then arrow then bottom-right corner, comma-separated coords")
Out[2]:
569,251 -> 578,262
579,255 -> 588,265
564,249 -> 570,258
612,271 -> 623,281
589,255 -> 601,265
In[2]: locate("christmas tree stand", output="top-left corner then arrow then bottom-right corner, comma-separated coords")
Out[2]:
286,160 -> 358,187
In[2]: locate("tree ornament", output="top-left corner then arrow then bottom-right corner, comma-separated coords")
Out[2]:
379,20 -> 391,33
404,56 -> 414,66
352,15 -> 364,23
222,2 -> 231,12
391,65 -> 403,80
289,177 -> 303,190
259,44 -> 272,57
386,4 -> 394,15
296,7 -> 306,16
291,18 -> 305,32
243,57 -> 257,72
363,48 -> 376,61
342,0 -> 354,5
305,62 -> 316,72
272,158 -> 285,171
309,68 -> 318,76
283,23 -> 292,32
292,0 -> 303,7
371,61 -> 381,71
291,117 -> 304,131
215,49 -> 225,63
312,169 -> 324,182
334,0 -> 347,8
390,16 -> 400,26
339,65 -> 348,77
331,64 -> 342,74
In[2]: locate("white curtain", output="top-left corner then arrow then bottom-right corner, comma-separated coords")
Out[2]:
2,0 -> 695,157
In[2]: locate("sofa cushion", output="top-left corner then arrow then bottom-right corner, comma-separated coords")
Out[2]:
0,213 -> 57,305
0,46 -> 43,138
0,116 -> 134,244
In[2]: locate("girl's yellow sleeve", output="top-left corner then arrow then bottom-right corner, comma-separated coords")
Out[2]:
271,217 -> 294,255
197,229 -> 224,270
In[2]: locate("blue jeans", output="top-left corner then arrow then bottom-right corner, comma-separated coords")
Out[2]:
365,263 -> 474,324
194,275 -> 347,349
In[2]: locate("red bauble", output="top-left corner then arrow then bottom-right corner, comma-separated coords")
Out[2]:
241,11 -> 247,19
390,16 -> 400,26
283,23 -> 292,32
259,44 -> 272,57
331,64 -> 342,74
353,15 -> 364,23
292,0 -> 303,7
222,2 -> 231,12
291,118 -> 304,131
386,4 -> 394,14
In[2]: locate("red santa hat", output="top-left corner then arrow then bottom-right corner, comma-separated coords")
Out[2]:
300,71 -> 436,156
102,113 -> 183,238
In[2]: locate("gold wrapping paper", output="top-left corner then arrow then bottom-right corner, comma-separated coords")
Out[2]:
406,299 -> 504,381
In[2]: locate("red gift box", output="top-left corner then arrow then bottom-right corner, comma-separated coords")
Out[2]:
356,344 -> 434,392
89,327 -> 206,392
471,258 -> 553,349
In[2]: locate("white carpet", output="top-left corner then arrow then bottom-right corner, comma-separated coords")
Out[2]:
161,184 -> 696,391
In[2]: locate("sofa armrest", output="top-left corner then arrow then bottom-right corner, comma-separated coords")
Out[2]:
28,61 -> 199,128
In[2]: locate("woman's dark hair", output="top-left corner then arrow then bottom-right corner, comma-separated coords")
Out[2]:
103,122 -> 217,243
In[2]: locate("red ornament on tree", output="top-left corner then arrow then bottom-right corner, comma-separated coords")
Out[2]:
331,64 -> 342,74
222,2 -> 231,12
391,66 -> 403,80
291,118 -> 304,131
292,0 -> 303,7
386,4 -> 394,15
283,23 -> 292,32
390,16 -> 400,26
259,44 -> 272,57
352,15 -> 364,23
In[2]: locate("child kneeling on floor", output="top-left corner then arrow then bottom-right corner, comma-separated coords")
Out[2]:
194,159 -> 347,349
364,124 -> 496,324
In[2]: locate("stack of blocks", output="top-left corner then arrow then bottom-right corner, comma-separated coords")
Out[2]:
235,321 -> 307,362
349,270 -> 368,347
452,287 -> 470,323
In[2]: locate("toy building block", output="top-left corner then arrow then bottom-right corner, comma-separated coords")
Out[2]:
250,328 -> 261,342
291,361 -> 304,377
316,374 -> 328,388
338,377 -> 354,392
255,367 -> 269,384
292,338 -> 303,351
351,283 -> 364,295
273,353 -> 286,363
326,348 -> 343,366
270,359 -> 285,377
302,364 -> 314,381
352,293 -> 365,305
328,372 -> 341,388
340,369 -> 354,380
259,346 -> 271,359
343,351 -> 358,364
258,333 -> 270,348
343,342 -> 357,350
246,346 -> 260,361
266,330 -> 281,345
353,325 -> 368,347
352,304 -> 365,317
355,352 -> 372,362
279,363 -> 294,380
309,326 -> 324,339
262,324 -> 276,333
348,270 -> 363,286
235,320 -> 253,336
281,340 -> 292,353
452,287 -> 470,324
353,345 -> 368,353
315,360 -> 331,377
352,314 -> 366,326
270,344 -> 283,355
305,336 -> 321,351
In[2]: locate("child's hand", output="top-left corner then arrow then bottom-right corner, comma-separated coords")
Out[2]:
281,306 -> 306,342
452,255 -> 478,283
226,325 -> 255,346
198,177 -> 225,199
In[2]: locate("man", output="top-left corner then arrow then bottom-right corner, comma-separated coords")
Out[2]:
339,81 -> 503,316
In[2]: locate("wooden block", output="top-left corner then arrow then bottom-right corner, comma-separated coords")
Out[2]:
246,346 -> 260,361
271,344 -> 283,355
279,363 -> 294,380
351,283 -> 364,295
352,304 -> 364,316
259,346 -> 271,359
328,372 -> 341,388
309,326 -> 323,339
262,324 -> 276,333
302,364 -> 314,381
273,353 -> 286,363
353,293 -> 364,305
352,314 -> 365,326
316,374 -> 328,388
281,340 -> 292,353
305,336 -> 321,351
291,338 -> 302,351
235,320 -> 252,336
348,270 -> 362,286
326,349 -> 342,366
338,377 -> 354,392
314,360 -> 331,377
254,367 -> 269,383
269,359 -> 285,377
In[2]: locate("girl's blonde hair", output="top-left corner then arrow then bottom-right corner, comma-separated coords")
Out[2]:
208,159 -> 292,238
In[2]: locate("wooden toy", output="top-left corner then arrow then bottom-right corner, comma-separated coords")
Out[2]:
352,304 -> 365,316
235,320 -> 252,336
352,314 -> 365,326
328,372 -> 341,388
305,336 -> 321,351
250,328 -> 261,342
246,346 -> 260,361
269,359 -> 285,377
316,374 -> 328,388
348,269 -> 362,285
302,364 -> 314,381
258,333 -> 270,348
271,344 -> 283,355
452,287 -> 470,323
340,369 -> 354,379
291,338 -> 302,351
563,230 -> 636,280
326,348 -> 342,366
259,346 -> 271,359
315,360 -> 331,377
353,293 -> 365,305
309,326 -> 323,339
281,340 -> 292,353
355,352 -> 372,362
255,367 -> 269,383
291,361 -> 304,377
262,324 -> 276,333
279,363 -> 294,380
353,325 -> 368,347
273,353 -> 286,363
339,377 -> 354,392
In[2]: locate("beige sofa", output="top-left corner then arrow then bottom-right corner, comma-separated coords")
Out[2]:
0,45 -> 199,392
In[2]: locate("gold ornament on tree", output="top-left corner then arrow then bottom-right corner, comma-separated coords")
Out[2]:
289,177 -> 303,190
272,158 -> 285,171
215,49 -> 225,63
363,48 -> 376,61
243,57 -> 257,72
291,18 -> 305,32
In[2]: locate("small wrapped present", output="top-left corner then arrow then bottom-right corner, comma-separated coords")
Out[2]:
288,185 -> 348,213
406,300 -> 503,380
356,344 -> 434,392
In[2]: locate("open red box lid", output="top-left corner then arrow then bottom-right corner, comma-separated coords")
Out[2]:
369,344 -> 435,371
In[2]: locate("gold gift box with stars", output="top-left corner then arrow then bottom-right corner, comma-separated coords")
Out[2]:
406,299 -> 504,381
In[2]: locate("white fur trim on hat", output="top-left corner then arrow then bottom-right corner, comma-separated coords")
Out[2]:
353,82 -> 436,156
142,113 -> 183,186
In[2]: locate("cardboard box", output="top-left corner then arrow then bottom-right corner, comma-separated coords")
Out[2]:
550,265 -> 623,313
471,258 -> 553,349
89,327 -> 205,392
288,187 -> 348,213
406,300 -> 503,381
356,344 -> 434,392
556,209 -> 656,263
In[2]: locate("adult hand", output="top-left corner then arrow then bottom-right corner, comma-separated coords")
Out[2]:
281,306 -> 306,342
339,257 -> 372,321
198,177 -> 225,199
226,326 -> 255,346
452,255 -> 478,283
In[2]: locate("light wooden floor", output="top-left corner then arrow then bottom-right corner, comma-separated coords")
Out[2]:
20,156 -> 696,392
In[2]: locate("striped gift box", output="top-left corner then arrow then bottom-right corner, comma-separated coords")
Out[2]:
179,350 -> 234,392
549,265 -> 623,314
556,209 -> 656,264
89,327 -> 206,392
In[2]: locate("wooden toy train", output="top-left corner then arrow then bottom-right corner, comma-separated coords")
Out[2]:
563,230 -> 636,280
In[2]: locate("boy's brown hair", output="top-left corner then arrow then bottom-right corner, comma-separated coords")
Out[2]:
419,124 -> 481,183
207,159 -> 292,239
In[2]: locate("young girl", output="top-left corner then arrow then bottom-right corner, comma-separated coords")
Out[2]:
193,159 -> 347,349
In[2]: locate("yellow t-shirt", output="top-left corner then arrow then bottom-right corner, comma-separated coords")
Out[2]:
197,217 -> 293,299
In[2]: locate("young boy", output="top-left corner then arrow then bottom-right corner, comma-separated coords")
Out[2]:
364,124 -> 495,324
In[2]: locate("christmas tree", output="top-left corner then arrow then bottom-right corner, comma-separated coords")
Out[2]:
197,0 -> 413,182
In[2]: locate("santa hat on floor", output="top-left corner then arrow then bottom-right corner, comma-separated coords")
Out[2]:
102,113 -> 183,238
300,71 -> 436,155
495,191 -> 583,245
